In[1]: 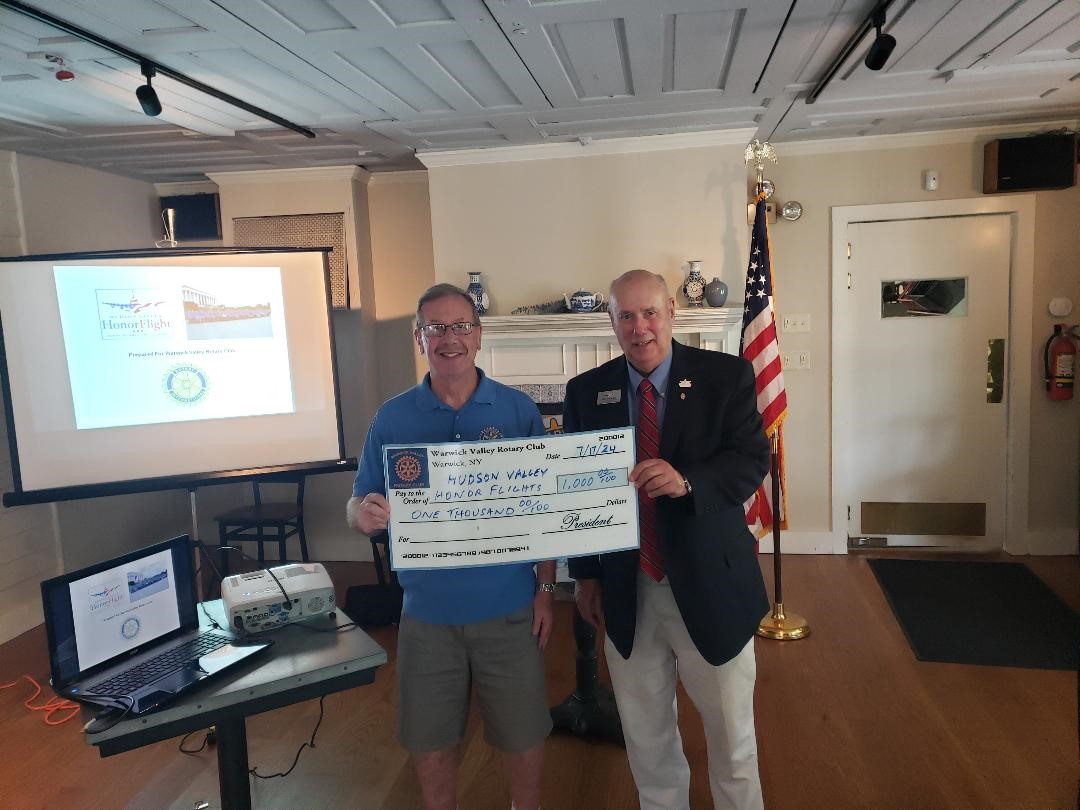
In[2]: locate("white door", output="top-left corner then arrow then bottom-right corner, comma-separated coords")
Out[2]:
839,214 -> 1011,549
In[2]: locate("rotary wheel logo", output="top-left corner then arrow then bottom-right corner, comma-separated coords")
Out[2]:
164,364 -> 208,404
478,425 -> 502,440
394,453 -> 422,484
121,617 -> 141,640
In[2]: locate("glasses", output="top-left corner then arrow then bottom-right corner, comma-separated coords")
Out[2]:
419,321 -> 477,338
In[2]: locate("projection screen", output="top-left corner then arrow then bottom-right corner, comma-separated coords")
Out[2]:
0,248 -> 348,505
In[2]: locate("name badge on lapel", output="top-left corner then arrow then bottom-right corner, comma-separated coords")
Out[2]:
597,389 -> 622,406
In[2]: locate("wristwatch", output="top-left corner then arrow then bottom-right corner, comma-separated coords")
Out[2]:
537,582 -> 555,593
682,476 -> 693,496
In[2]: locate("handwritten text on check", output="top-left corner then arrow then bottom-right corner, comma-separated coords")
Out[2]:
383,429 -> 639,570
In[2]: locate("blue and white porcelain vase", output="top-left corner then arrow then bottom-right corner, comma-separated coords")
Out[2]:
466,272 -> 489,316
683,260 -> 706,307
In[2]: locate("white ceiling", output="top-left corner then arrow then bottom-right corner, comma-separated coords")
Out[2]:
0,0 -> 1077,183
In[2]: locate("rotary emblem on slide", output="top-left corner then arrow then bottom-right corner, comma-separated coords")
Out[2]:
163,364 -> 209,404
121,617 -> 141,640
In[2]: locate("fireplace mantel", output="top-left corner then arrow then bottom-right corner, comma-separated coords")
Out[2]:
477,308 -> 742,387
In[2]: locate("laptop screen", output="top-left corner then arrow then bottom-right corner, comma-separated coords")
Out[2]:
41,535 -> 199,688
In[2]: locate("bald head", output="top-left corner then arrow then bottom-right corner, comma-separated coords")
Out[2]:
607,268 -> 675,374
609,269 -> 670,309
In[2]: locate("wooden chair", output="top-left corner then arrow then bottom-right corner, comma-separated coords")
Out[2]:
369,531 -> 393,586
214,476 -> 308,574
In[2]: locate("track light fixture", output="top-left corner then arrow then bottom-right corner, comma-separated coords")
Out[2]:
0,0 -> 314,138
136,61 -> 162,117
806,0 -> 898,104
864,4 -> 897,71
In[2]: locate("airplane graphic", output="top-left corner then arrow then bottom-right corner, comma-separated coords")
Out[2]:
89,584 -> 122,599
103,297 -> 164,313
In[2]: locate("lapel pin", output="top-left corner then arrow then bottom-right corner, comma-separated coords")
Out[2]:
680,392 -> 686,400
678,379 -> 692,388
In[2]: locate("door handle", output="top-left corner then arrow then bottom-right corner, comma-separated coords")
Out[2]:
986,338 -> 1005,403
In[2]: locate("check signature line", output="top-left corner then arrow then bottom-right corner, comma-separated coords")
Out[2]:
407,532 -> 530,545
399,502 -> 627,524
541,521 -> 630,534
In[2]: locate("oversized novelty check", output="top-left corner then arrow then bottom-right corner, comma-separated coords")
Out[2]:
383,428 -> 639,570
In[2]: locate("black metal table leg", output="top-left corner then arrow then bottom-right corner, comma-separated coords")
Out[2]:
215,716 -> 251,810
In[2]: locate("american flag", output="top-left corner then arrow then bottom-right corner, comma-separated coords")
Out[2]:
740,195 -> 788,538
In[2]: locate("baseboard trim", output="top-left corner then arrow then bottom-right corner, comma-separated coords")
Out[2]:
1024,529 -> 1079,556
758,531 -> 837,554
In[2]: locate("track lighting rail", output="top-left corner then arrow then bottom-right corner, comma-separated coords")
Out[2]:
806,0 -> 897,105
0,0 -> 315,138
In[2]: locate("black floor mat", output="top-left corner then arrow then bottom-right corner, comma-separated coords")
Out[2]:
867,558 -> 1077,670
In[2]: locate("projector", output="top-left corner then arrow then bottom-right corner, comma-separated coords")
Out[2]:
221,562 -> 336,633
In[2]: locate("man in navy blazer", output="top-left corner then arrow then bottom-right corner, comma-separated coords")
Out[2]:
566,269 -> 770,810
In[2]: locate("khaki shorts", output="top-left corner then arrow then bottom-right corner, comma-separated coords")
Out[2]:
397,604 -> 552,753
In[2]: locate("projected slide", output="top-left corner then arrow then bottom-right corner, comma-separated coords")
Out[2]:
54,265 -> 295,430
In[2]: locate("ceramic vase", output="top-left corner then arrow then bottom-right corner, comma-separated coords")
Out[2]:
683,260 -> 706,307
704,277 -> 729,307
466,272 -> 489,316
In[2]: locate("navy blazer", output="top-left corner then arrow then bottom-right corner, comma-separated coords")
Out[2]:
565,340 -> 770,666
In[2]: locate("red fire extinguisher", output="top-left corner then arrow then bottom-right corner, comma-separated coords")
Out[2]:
1044,323 -> 1076,400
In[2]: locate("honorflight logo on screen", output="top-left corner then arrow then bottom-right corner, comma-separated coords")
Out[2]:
163,363 -> 209,404
97,289 -> 172,339
87,582 -> 125,613
388,449 -> 429,489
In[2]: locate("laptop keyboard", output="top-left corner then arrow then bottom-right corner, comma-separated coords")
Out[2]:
89,631 -> 231,696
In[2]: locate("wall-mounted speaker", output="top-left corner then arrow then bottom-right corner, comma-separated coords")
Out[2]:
983,134 -> 1077,194
158,193 -> 222,240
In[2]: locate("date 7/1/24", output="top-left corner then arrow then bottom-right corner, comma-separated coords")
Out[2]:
574,442 -> 618,457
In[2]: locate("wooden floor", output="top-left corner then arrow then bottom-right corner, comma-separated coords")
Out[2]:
1,553 -> 1076,809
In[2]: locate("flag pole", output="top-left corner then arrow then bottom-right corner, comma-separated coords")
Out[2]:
757,430 -> 809,640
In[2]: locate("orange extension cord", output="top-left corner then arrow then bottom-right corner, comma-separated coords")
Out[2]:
1,675 -> 81,725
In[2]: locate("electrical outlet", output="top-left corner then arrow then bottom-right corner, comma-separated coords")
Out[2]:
781,313 -> 811,333
781,351 -> 810,370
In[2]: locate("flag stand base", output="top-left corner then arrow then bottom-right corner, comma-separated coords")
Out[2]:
756,602 -> 810,640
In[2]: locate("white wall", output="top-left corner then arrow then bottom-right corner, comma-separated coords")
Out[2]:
368,171 -> 436,397
17,152 -> 160,253
426,135 -> 752,313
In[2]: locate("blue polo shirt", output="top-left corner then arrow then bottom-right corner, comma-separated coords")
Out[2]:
353,369 -> 545,624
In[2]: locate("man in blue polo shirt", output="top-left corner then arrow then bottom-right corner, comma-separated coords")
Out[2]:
348,283 -> 555,810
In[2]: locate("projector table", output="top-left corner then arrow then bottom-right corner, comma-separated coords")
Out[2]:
85,599 -> 387,810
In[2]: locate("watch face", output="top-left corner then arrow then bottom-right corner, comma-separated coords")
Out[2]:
781,200 -> 803,221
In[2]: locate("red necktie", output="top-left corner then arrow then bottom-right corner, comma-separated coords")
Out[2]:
636,379 -> 663,581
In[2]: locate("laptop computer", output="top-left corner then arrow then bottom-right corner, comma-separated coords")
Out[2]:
41,534 -> 272,717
